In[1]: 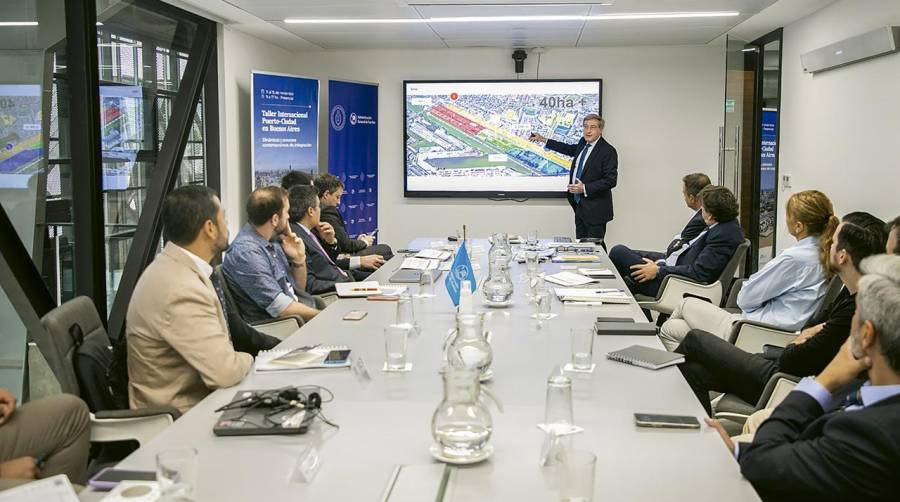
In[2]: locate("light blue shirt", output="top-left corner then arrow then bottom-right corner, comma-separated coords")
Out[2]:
794,377 -> 900,411
737,235 -> 826,330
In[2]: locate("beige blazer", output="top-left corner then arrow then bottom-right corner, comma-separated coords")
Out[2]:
127,242 -> 252,413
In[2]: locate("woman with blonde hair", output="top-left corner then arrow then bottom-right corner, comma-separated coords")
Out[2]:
659,190 -> 838,348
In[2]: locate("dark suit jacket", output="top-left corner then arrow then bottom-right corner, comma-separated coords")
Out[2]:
778,288 -> 855,377
657,218 -> 744,284
545,136 -> 618,225
739,390 -> 900,501
320,205 -> 368,254
665,209 -> 706,255
291,222 -> 352,294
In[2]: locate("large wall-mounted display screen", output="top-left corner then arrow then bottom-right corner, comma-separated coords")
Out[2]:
404,79 -> 601,198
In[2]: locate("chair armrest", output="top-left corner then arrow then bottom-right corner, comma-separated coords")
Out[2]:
754,372 -> 801,411
95,406 -> 180,420
636,275 -> 722,315
90,409 -> 177,446
712,412 -> 751,424
728,320 -> 798,353
251,316 -> 303,340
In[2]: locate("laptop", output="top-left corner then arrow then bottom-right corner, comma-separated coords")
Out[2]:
213,390 -> 316,436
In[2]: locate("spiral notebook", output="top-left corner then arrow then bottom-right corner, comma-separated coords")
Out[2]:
255,345 -> 351,372
606,345 -> 685,370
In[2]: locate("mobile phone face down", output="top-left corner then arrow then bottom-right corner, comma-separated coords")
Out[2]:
89,467 -> 157,490
633,413 -> 701,429
324,349 -> 352,364
343,310 -> 368,321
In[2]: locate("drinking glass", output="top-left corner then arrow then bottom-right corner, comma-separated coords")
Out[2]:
157,448 -> 198,501
395,292 -> 420,335
570,328 -> 595,371
555,450 -> 597,502
416,270 -> 436,298
525,250 -> 539,279
532,289 -> 552,324
544,374 -> 574,432
526,230 -> 539,248
384,325 -> 410,371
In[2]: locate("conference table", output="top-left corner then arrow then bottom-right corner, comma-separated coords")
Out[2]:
81,238 -> 760,501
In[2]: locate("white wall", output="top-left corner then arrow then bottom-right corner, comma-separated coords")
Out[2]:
776,0 -> 900,250
284,45 -> 725,249
218,26 -> 299,236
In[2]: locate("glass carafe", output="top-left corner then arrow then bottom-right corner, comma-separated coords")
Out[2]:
446,313 -> 493,377
431,368 -> 493,460
482,257 -> 514,305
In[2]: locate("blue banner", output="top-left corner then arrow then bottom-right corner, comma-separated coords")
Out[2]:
252,71 -> 318,188
444,241 -> 477,307
328,80 -> 378,238
760,109 -> 778,192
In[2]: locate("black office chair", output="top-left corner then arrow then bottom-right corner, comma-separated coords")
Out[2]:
212,265 -> 304,340
39,297 -> 179,447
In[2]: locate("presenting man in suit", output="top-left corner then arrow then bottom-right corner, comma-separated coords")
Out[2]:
611,185 -> 744,297
288,185 -> 383,294
127,186 -> 252,413
609,172 -> 710,275
707,254 -> 900,501
529,113 -> 617,241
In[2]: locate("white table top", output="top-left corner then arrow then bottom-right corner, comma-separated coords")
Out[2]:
81,239 -> 760,501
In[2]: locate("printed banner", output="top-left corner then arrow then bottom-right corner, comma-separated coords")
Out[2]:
251,71 -> 318,188
327,80 -> 378,238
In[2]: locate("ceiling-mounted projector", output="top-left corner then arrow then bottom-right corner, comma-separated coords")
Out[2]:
801,26 -> 900,74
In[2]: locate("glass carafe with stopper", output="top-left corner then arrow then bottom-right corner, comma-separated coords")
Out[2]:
431,368 -> 493,461
446,313 -> 493,378
482,257 -> 514,305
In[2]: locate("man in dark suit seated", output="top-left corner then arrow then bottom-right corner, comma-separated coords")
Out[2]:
707,254 -> 900,501
529,113 -> 617,241
314,173 -> 392,259
673,212 -> 887,415
288,185 -> 384,294
609,185 -> 744,297
609,172 -> 711,275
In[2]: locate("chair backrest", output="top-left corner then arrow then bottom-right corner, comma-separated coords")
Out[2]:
717,239 -> 751,298
725,279 -> 747,310
811,275 -> 845,320
39,296 -> 119,412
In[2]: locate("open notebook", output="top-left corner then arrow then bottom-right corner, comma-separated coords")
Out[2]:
255,345 -> 351,372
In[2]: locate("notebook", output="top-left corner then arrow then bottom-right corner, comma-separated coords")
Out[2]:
400,257 -> 440,271
606,345 -> 685,370
554,288 -> 632,304
594,318 -> 658,336
255,345 -> 351,372
389,269 -> 443,283
578,268 -> 616,278
543,271 -> 595,287
415,249 -> 452,261
552,254 -> 601,263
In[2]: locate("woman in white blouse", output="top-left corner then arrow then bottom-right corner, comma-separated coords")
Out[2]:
659,190 -> 839,349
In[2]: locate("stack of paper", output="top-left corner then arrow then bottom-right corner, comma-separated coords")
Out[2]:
255,345 -> 351,372
401,257 -> 441,270
335,281 -> 406,298
543,271 -> 595,287
554,288 -> 632,305
415,249 -> 452,261
578,268 -> 616,278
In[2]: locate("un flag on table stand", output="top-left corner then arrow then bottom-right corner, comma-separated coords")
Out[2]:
445,240 -> 477,307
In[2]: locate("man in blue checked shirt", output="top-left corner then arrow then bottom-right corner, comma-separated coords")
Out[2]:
223,186 -> 320,323
707,254 -> 900,501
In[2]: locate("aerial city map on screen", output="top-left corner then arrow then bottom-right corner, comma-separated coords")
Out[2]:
404,80 -> 601,197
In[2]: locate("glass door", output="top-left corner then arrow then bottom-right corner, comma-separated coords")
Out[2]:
721,35 -> 755,198
753,36 -> 782,269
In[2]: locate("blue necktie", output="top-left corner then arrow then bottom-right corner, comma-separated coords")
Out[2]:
573,143 -> 590,204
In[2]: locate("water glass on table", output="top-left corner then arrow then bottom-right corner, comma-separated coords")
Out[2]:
570,328 -> 595,372
555,449 -> 597,502
544,373 -> 574,432
416,270 -> 436,298
157,447 -> 198,501
384,325 -> 410,371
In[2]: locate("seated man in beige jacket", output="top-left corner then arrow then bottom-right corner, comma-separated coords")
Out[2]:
127,185 -> 253,413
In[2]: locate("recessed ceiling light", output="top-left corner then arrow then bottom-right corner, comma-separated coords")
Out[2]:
0,21 -> 39,27
284,11 -> 739,24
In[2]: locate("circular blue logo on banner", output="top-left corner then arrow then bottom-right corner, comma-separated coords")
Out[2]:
350,113 -> 358,125
330,105 -> 346,131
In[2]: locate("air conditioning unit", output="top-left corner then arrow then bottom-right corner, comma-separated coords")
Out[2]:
801,26 -> 900,74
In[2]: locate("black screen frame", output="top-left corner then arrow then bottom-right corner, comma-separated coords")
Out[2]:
403,78 -> 603,199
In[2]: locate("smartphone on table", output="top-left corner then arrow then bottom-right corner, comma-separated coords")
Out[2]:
633,413 -> 701,429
